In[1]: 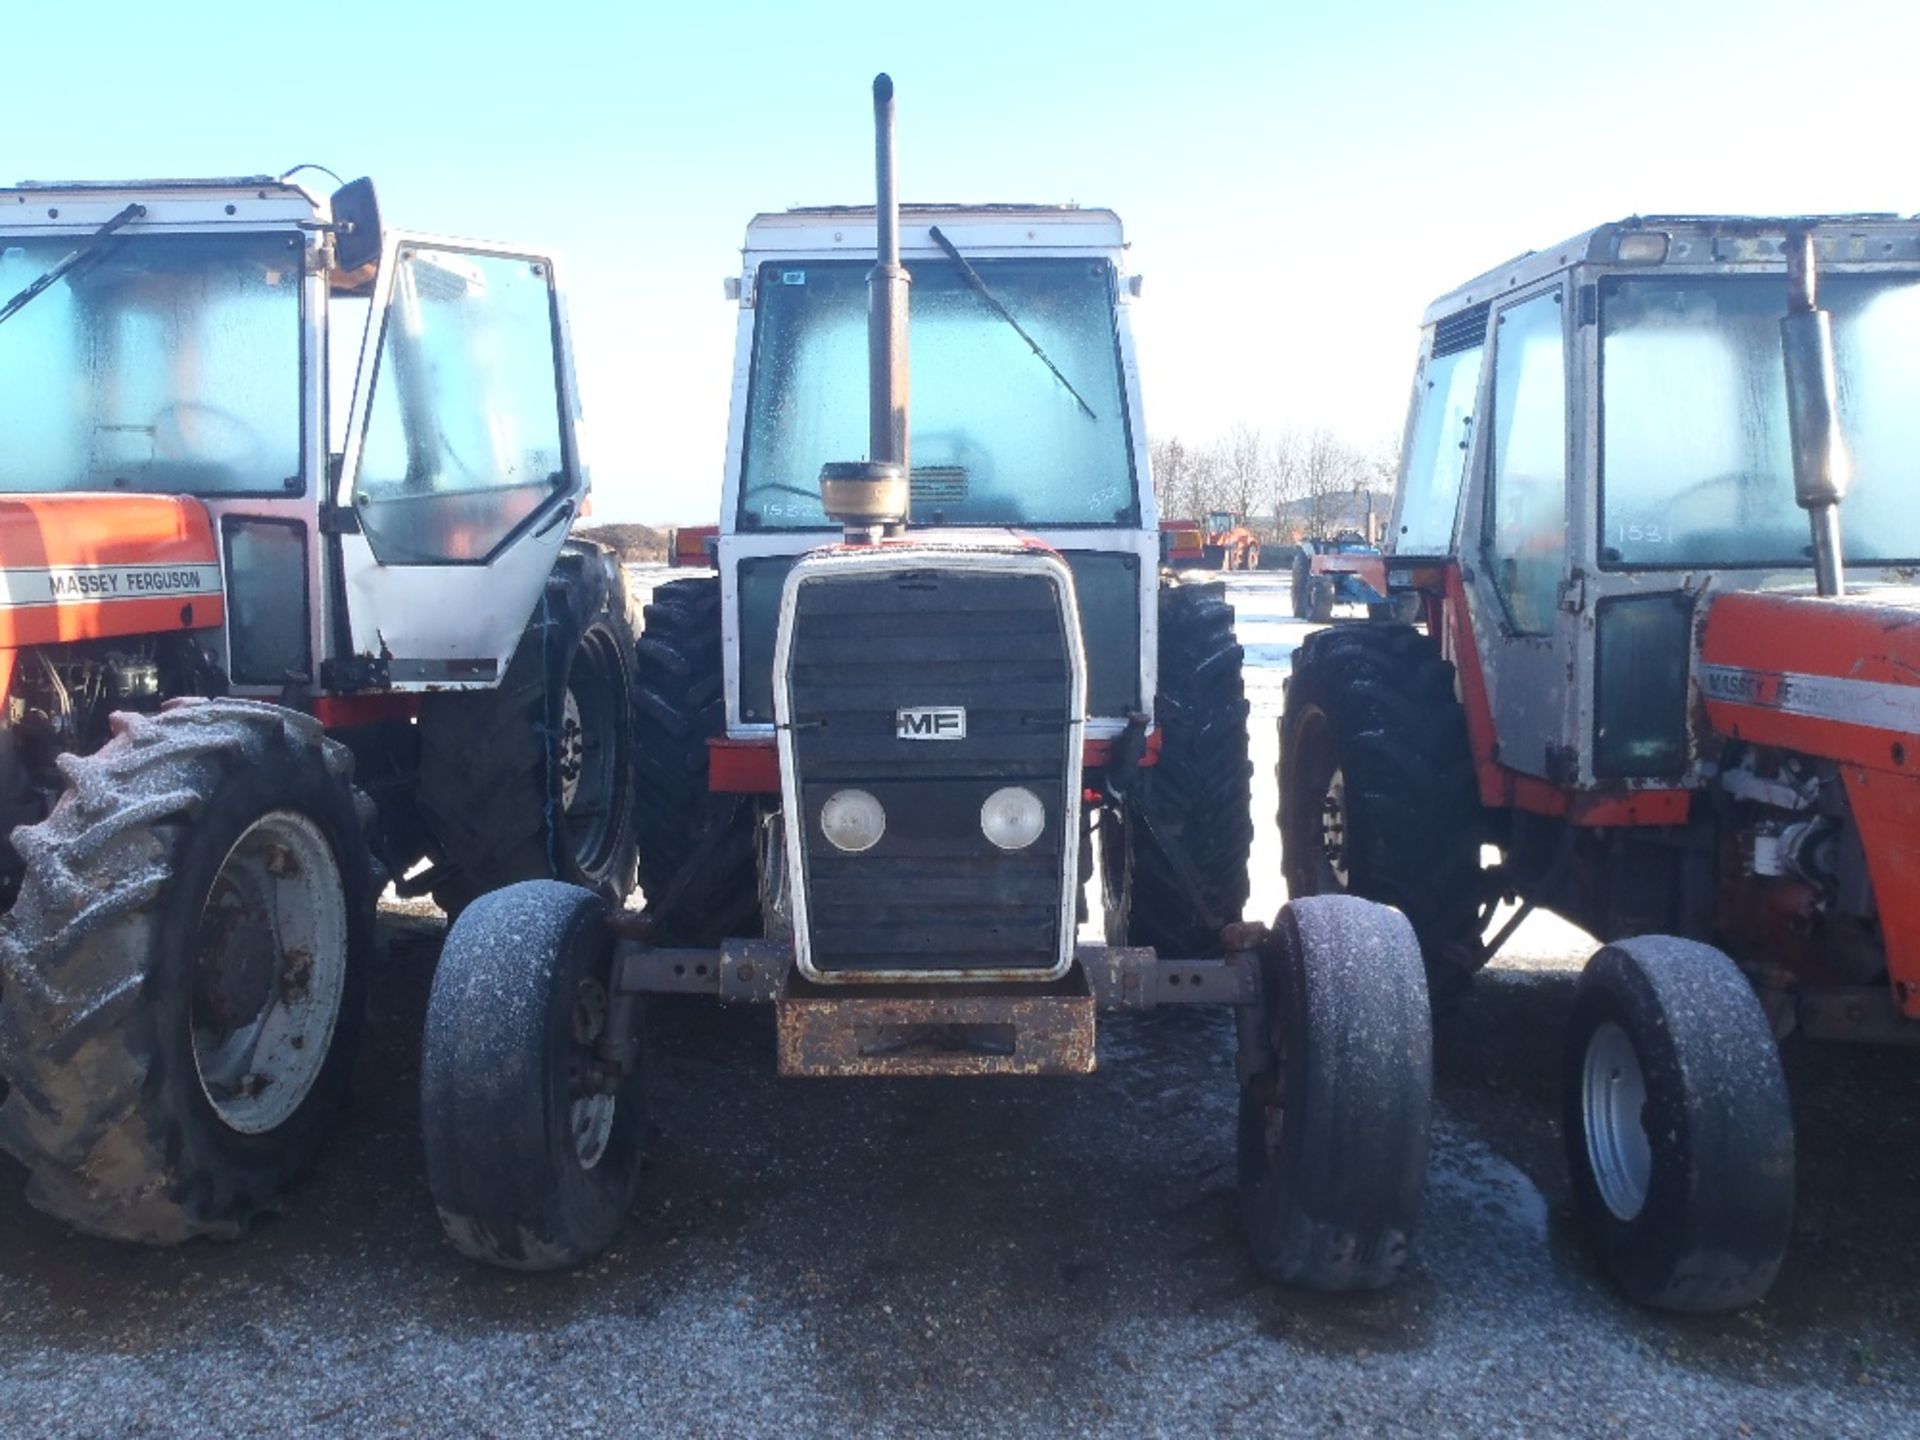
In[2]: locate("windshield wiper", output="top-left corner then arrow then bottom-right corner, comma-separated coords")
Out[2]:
927,225 -> 1098,421
0,203 -> 146,329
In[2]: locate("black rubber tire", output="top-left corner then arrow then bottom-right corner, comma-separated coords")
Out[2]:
1289,551 -> 1312,620
416,542 -> 639,916
1305,576 -> 1336,624
1562,936 -> 1794,1313
422,880 -> 643,1270
1103,582 -> 1252,958
631,576 -> 761,946
1279,624 -> 1485,1001
0,700 -> 375,1242
1238,895 -> 1432,1290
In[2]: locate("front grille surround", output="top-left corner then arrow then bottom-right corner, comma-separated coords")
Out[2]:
773,545 -> 1087,984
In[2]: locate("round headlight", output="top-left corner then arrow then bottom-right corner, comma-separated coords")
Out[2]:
980,786 -> 1046,851
820,788 -> 886,852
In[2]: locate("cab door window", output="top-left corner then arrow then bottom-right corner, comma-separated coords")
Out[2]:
353,248 -> 567,563
1485,289 -> 1567,634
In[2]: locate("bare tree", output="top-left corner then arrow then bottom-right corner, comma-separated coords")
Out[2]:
1151,426 -> 1388,542
1219,424 -> 1265,523
1299,428 -> 1364,539
1263,427 -> 1305,540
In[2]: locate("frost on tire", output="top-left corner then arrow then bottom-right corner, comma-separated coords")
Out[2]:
1238,894 -> 1432,1291
0,699 -> 376,1242
1563,934 -> 1794,1312
422,881 -> 644,1270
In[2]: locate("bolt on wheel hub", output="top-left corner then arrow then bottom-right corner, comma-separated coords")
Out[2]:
1582,1020 -> 1653,1221
191,810 -> 348,1135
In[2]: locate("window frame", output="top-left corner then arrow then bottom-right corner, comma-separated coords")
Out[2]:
343,241 -> 577,568
1480,284 -> 1570,637
733,255 -> 1140,533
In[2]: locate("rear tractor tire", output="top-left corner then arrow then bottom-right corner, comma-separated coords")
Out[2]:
422,881 -> 644,1270
1563,936 -> 1794,1313
416,541 -> 639,916
1238,895 -> 1432,1290
631,575 -> 762,946
1279,623 -> 1486,1002
1102,581 -> 1252,958
0,700 -> 375,1242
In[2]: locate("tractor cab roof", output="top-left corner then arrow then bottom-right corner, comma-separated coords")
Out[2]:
1422,212 -> 1920,326
1,176 -> 331,230
743,204 -> 1126,263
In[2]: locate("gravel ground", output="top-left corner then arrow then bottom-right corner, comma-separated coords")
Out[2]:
4,568 -> 1920,1437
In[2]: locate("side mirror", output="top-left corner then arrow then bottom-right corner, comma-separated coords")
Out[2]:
330,177 -> 383,273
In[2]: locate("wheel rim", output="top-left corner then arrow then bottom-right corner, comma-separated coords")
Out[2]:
1582,1021 -> 1653,1221
1290,710 -> 1350,893
568,977 -> 615,1170
559,625 -> 625,875
191,810 -> 349,1135
1319,769 -> 1350,888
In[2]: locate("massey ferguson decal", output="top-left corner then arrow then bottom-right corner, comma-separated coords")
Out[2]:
0,564 -> 223,608
1699,663 -> 1920,735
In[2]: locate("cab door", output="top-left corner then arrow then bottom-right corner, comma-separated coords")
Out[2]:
332,237 -> 584,688
1466,282 -> 1578,780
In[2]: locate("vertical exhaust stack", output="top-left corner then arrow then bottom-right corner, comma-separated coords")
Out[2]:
1781,229 -> 1850,596
818,72 -> 912,545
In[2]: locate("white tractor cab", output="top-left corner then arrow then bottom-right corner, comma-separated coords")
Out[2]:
0,175 -> 635,1243
422,78 -> 1433,1293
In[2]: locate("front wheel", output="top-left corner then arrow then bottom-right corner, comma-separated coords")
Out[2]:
1237,895 -> 1432,1290
422,881 -> 644,1270
1562,936 -> 1793,1312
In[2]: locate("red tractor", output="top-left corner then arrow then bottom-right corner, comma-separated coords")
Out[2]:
0,175 -> 637,1242
1281,215 -> 1920,1311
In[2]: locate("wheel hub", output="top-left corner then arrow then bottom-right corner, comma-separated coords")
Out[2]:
558,687 -> 586,810
191,811 -> 349,1135
1582,1021 -> 1653,1221
567,977 -> 615,1170
1318,769 -> 1350,887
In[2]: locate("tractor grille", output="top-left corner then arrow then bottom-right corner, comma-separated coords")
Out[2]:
779,559 -> 1081,977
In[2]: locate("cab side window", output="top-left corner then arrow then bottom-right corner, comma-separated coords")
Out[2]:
353,248 -> 567,563
1485,289 -> 1567,634
1397,305 -> 1487,553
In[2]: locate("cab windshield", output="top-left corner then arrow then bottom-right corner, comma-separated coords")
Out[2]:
0,231 -> 302,496
738,256 -> 1136,529
1600,270 -> 1920,568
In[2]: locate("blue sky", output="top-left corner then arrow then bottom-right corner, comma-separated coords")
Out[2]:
10,0 -> 1916,522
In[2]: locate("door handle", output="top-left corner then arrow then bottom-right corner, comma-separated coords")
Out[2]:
534,500 -> 574,538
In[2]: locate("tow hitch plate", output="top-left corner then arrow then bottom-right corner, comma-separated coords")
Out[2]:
776,966 -> 1095,1077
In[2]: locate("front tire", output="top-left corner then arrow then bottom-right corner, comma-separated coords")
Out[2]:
1102,582 -> 1252,957
1563,936 -> 1794,1312
0,700 -> 374,1242
1238,895 -> 1432,1290
422,881 -> 644,1270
